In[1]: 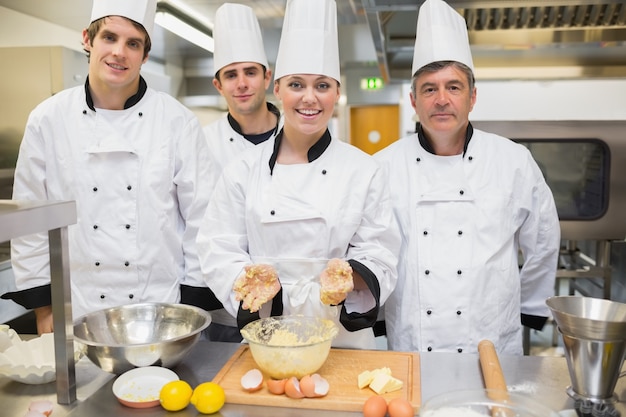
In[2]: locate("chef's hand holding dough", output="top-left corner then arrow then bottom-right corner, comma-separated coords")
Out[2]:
320,259 -> 354,305
233,264 -> 280,312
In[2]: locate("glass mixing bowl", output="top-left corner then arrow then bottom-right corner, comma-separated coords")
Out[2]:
240,315 -> 338,379
421,389 -> 561,417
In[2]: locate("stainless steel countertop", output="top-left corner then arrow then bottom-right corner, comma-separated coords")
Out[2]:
3,341 -> 625,417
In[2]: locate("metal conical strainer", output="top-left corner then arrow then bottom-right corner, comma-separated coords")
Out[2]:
546,296 -> 626,417
547,296 -> 626,340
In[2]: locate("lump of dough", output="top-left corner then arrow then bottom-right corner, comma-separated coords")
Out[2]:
320,258 -> 354,305
233,264 -> 280,312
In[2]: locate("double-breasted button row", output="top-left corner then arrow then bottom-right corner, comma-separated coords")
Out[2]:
81,109 -> 145,118
426,346 -> 464,353
421,230 -> 464,236
424,309 -> 463,316
416,156 -> 473,163
93,224 -> 133,230
99,294 -> 135,300
423,269 -> 462,276
93,261 -> 131,266
92,185 -> 133,191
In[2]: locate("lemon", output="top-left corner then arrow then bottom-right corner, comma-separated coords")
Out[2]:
159,380 -> 193,411
190,382 -> 226,414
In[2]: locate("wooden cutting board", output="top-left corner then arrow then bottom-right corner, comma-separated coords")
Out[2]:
212,345 -> 420,412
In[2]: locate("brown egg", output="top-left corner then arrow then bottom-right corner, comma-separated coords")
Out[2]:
266,378 -> 287,395
299,373 -> 329,398
299,375 -> 316,398
387,397 -> 414,417
284,376 -> 305,399
362,395 -> 387,417
240,368 -> 264,392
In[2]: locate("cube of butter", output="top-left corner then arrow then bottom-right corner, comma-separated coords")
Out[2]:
368,373 -> 403,394
357,367 -> 392,389
357,370 -> 372,389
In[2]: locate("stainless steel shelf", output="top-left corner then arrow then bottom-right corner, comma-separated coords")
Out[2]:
0,200 -> 77,241
0,199 -> 77,404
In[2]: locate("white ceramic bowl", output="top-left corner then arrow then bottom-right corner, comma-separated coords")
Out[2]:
112,366 -> 179,408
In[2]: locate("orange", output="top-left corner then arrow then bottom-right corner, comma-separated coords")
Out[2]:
190,382 -> 226,414
159,380 -> 193,411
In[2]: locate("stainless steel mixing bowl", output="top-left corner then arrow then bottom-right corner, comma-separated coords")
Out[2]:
73,303 -> 211,374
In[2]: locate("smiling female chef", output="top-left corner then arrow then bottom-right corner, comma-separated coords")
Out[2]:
196,0 -> 400,349
4,0 -> 210,334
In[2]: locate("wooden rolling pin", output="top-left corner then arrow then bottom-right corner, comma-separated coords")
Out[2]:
478,339 -> 508,394
478,339 -> 511,416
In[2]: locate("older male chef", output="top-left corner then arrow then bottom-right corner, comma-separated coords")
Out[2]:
3,0 -> 210,334
374,0 -> 560,355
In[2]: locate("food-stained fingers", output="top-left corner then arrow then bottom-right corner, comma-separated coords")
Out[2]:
233,264 -> 280,312
320,258 -> 354,305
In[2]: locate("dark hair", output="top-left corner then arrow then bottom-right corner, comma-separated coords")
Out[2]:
83,16 -> 152,61
411,61 -> 475,95
214,64 -> 268,82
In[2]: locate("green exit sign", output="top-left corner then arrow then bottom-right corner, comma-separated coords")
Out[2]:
360,77 -> 384,90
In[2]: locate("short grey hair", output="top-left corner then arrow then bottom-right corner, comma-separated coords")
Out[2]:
411,61 -> 475,95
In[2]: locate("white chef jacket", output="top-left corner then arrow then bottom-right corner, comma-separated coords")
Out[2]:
374,127 -> 560,355
196,109 -> 281,327
196,131 -> 401,349
10,80 -> 211,319
203,112 -> 280,187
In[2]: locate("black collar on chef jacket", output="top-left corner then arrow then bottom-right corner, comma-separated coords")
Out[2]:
417,121 -> 474,157
268,128 -> 331,175
84,75 -> 148,111
227,102 -> 281,145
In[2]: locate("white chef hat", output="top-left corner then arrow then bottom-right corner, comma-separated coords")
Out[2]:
274,0 -> 340,82
411,0 -> 474,75
90,0 -> 156,41
213,3 -> 269,76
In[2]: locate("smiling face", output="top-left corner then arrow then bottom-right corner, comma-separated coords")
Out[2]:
273,74 -> 340,143
82,16 -> 148,100
410,64 -> 477,144
213,62 -> 272,117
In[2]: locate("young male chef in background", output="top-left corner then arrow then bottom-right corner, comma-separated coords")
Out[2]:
3,0 -> 210,334
374,0 -> 560,355
196,0 -> 400,349
182,2 -> 280,343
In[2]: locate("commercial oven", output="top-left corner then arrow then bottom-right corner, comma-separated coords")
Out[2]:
473,120 -> 626,241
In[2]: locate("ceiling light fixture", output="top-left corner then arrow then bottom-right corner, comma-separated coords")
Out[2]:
155,0 -> 214,52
